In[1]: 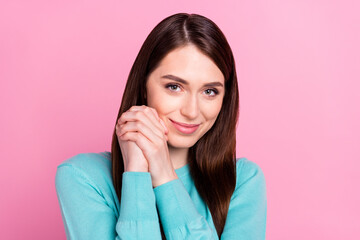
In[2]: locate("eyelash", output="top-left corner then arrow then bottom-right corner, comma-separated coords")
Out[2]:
165,84 -> 219,96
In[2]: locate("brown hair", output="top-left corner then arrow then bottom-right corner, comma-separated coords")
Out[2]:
111,13 -> 239,237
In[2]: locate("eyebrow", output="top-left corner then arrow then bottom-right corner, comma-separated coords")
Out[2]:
161,74 -> 224,88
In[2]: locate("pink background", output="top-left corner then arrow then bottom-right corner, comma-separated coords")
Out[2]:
1,0 -> 359,239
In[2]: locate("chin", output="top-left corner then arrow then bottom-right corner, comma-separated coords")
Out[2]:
167,136 -> 199,149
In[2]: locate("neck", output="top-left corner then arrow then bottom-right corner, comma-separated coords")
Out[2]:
168,145 -> 189,169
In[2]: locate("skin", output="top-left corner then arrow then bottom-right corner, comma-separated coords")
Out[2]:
116,44 -> 225,187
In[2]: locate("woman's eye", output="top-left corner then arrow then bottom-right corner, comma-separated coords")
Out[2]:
204,89 -> 219,96
166,84 -> 181,92
165,84 -> 219,96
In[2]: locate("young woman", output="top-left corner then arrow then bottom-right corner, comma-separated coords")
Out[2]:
55,13 -> 267,239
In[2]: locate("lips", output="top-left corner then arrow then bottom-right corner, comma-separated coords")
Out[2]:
170,119 -> 200,134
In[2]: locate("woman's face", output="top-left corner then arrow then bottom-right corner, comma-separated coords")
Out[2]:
146,44 -> 225,150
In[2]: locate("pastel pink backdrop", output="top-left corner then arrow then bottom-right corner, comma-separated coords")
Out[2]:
1,0 -> 359,239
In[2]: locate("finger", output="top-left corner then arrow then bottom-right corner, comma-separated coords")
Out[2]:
128,105 -> 168,133
118,111 -> 164,139
120,107 -> 165,134
129,105 -> 161,124
118,120 -> 164,141
145,107 -> 168,133
119,131 -> 156,156
159,118 -> 169,134
129,105 -> 160,120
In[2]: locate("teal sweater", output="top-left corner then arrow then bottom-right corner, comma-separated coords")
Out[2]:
55,152 -> 267,239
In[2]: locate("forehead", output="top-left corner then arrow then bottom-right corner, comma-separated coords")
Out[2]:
150,44 -> 225,85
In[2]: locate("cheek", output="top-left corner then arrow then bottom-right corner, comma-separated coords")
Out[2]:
204,99 -> 223,121
146,91 -> 175,116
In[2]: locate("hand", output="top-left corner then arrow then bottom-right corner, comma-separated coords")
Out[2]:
117,105 -> 178,187
116,116 -> 148,172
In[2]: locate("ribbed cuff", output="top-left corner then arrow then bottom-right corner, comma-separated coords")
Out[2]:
119,172 -> 158,221
154,179 -> 199,231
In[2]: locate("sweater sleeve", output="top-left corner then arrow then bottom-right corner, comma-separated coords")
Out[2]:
55,164 -> 162,240
153,179 -> 218,240
153,158 -> 267,240
220,159 -> 267,240
117,172 -> 162,239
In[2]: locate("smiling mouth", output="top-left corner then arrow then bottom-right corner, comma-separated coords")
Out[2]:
169,119 -> 200,134
170,119 -> 200,127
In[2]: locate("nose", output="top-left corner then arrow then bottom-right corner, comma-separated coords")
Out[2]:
180,94 -> 199,120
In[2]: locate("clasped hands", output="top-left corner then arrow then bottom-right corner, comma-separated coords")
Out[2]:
116,105 -> 178,188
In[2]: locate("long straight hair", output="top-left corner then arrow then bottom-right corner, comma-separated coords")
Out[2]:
111,13 -> 239,237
